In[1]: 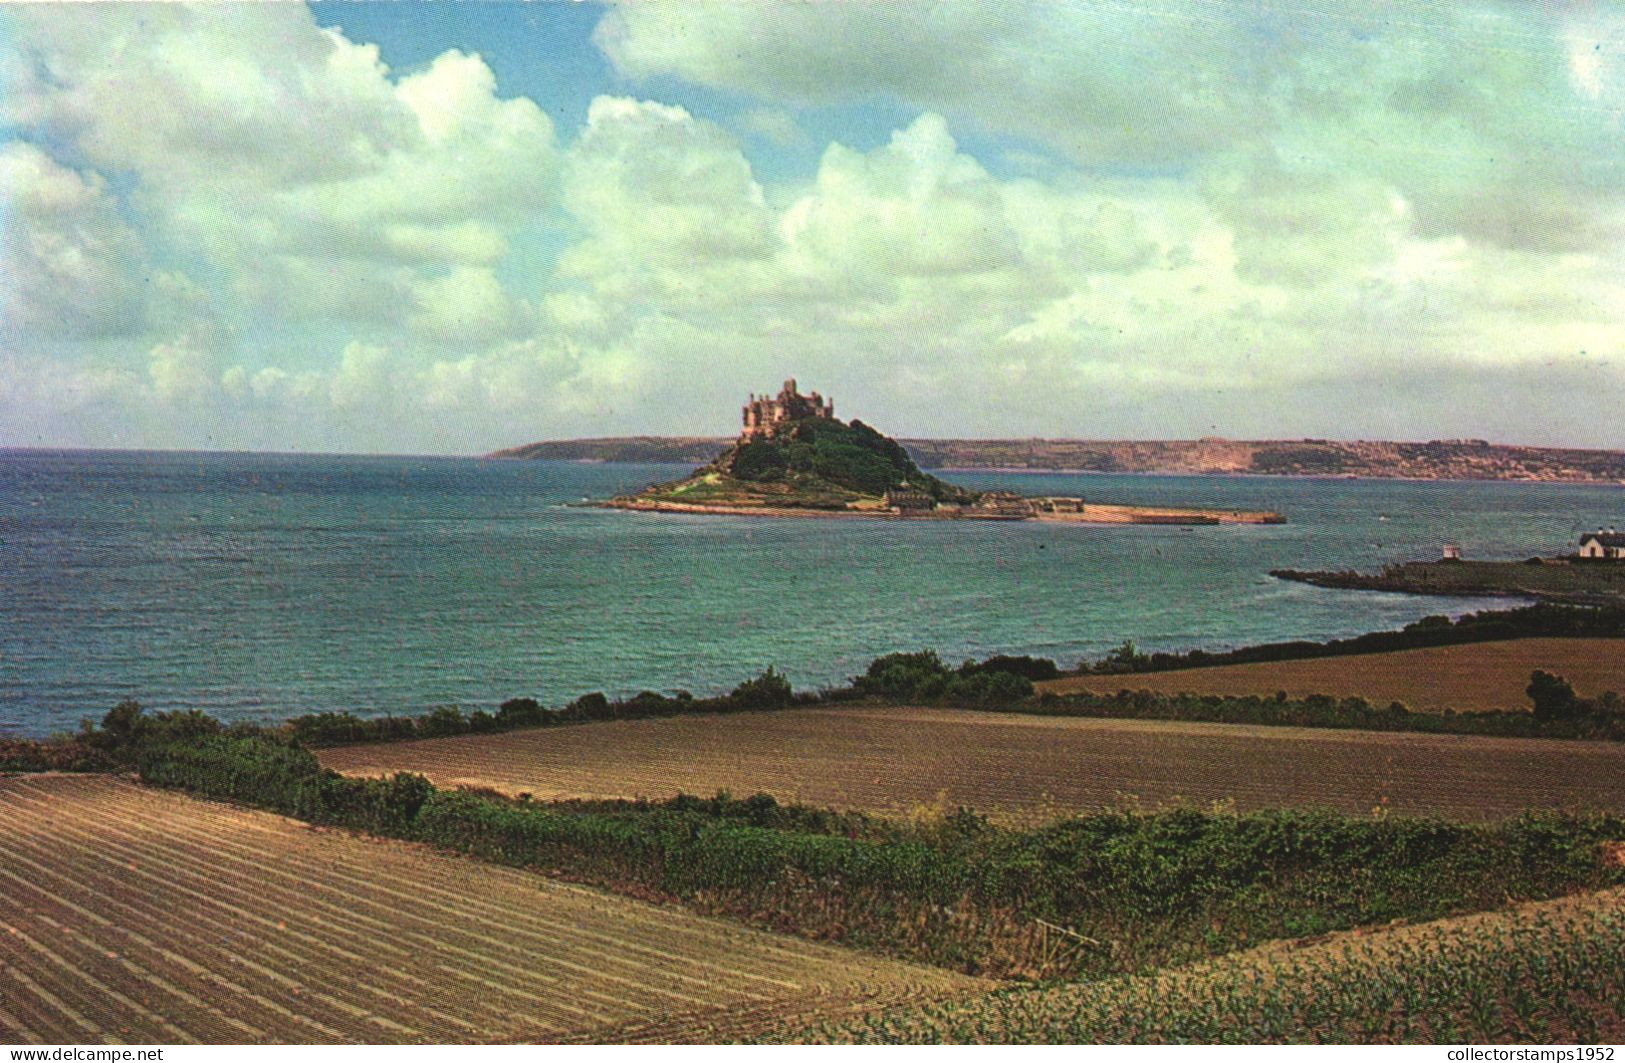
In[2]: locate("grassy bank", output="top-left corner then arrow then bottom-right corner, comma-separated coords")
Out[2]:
772,891 -> 1625,1043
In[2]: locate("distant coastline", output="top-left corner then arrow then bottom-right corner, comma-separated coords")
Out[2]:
1274,558 -> 1625,606
491,435 -> 1625,485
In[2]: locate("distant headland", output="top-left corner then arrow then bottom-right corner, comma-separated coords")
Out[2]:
561,380 -> 1284,525
492,427 -> 1625,485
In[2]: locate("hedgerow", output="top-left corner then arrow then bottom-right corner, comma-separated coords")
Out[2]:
0,737 -> 114,773
129,733 -> 1625,980
281,667 -> 817,747
136,735 -> 431,835
1032,684 -> 1625,741
277,653 -> 1040,748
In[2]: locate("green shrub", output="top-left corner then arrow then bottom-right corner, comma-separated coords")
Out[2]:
731,438 -> 788,481
1528,670 -> 1583,720
0,738 -> 114,773
945,670 -> 1033,706
136,735 -> 430,835
497,697 -> 549,726
729,667 -> 794,710
960,655 -> 1060,681
855,651 -> 953,701
288,711 -> 392,746
82,700 -> 221,762
564,692 -> 611,721
417,705 -> 468,738
855,651 -> 1034,706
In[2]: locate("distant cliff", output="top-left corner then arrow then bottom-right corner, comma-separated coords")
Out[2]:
489,436 -> 1625,483
489,436 -> 730,464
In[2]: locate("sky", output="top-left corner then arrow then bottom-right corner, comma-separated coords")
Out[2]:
3,1 -> 1625,454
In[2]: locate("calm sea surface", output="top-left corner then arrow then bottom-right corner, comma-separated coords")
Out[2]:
2,449 -> 1621,736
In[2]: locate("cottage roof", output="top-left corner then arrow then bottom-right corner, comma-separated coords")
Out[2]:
1580,531 -> 1625,547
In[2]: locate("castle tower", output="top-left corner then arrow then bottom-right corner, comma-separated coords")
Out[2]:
741,379 -> 835,438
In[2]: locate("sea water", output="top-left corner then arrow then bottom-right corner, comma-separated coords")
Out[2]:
2,449 -> 1620,736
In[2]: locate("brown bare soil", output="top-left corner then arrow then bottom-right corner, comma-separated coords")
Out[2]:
1037,637 -> 1625,712
0,774 -> 981,1045
319,706 -> 1625,824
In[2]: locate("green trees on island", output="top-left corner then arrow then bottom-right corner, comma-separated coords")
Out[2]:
722,416 -> 974,501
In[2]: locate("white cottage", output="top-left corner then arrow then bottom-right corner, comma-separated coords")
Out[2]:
1578,530 -> 1625,559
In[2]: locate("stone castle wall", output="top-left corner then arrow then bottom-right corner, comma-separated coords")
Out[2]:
742,379 -> 834,438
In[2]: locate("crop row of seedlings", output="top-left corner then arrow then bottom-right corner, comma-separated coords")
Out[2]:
782,897 -> 1625,1043
0,776 -> 963,1044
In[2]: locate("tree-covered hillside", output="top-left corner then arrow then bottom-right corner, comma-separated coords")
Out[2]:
717,417 -> 975,503
613,414 -> 980,510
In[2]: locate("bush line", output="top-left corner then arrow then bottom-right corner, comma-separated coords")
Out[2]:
6,604 -> 1623,772
1029,686 -> 1625,741
130,731 -> 1625,980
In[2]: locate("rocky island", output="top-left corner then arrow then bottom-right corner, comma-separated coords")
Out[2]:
598,380 -> 1285,525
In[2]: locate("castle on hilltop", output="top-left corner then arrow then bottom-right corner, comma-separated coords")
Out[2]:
741,379 -> 834,439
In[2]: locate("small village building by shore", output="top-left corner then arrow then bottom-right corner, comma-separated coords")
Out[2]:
973,491 -> 1034,518
1579,529 -> 1625,559
884,488 -> 936,514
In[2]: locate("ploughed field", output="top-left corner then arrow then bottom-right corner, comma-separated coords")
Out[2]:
1037,637 -> 1625,712
0,775 -> 980,1044
319,706 -> 1625,823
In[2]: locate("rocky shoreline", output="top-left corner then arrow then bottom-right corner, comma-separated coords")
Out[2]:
605,496 -> 1284,525
1272,559 -> 1625,606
